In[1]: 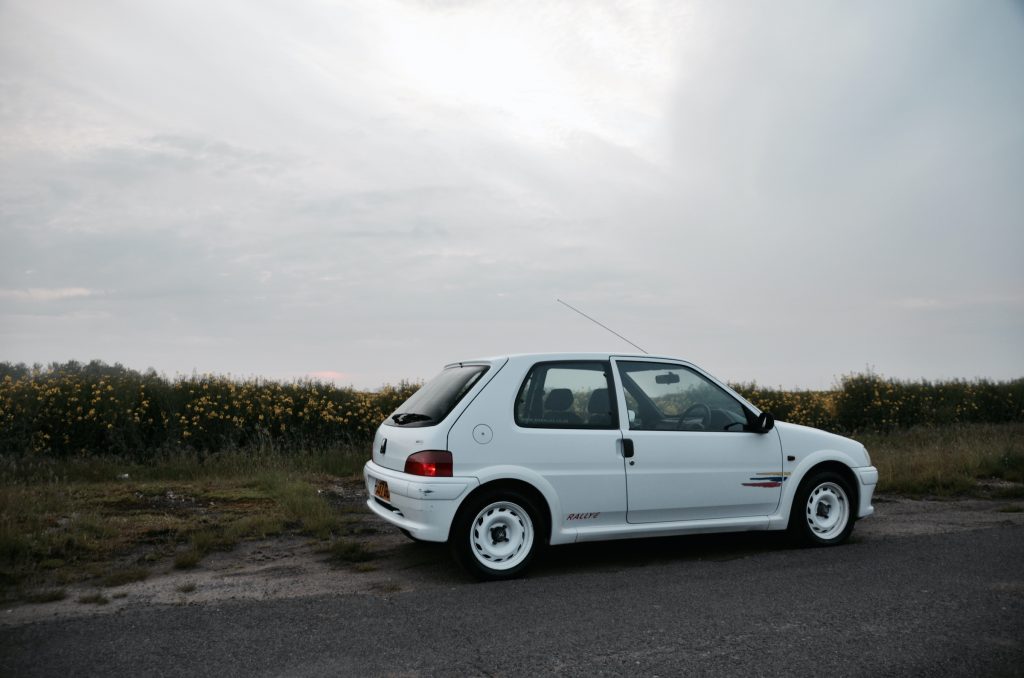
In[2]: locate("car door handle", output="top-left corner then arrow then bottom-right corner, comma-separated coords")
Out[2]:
622,438 -> 635,458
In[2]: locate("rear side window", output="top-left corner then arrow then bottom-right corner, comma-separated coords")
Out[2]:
386,364 -> 489,427
515,361 -> 617,429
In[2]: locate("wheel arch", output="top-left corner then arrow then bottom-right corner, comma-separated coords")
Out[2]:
448,477 -> 554,545
771,453 -> 862,530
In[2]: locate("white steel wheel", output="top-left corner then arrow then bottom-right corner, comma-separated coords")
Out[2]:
451,489 -> 544,580
789,470 -> 856,546
804,481 -> 850,540
469,501 -> 534,571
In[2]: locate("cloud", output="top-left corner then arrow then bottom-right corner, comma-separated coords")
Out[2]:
0,0 -> 1021,388
0,287 -> 95,301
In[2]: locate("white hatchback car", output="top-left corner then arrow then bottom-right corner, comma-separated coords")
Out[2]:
364,353 -> 878,580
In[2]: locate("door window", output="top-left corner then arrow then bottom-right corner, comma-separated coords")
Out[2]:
515,361 -> 618,429
616,361 -> 749,432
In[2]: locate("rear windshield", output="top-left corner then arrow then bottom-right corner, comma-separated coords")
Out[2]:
385,364 -> 490,427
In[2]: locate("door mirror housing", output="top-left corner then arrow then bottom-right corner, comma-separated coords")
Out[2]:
750,411 -> 775,434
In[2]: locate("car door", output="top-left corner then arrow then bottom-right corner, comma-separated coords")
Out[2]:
611,358 -> 783,523
511,360 -> 628,529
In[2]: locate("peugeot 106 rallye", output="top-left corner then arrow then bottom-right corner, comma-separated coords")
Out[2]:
364,353 -> 878,580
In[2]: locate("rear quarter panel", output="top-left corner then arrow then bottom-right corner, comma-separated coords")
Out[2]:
447,355 -> 626,545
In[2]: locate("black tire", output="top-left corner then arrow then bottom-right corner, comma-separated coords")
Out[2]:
788,470 -> 856,546
450,488 -> 544,581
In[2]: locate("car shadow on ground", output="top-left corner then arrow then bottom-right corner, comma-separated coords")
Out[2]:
385,529 -> 802,585
531,531 -> 791,578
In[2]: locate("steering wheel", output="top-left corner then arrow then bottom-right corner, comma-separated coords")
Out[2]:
677,403 -> 711,431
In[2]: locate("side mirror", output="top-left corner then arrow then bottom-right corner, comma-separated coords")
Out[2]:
753,411 -> 775,433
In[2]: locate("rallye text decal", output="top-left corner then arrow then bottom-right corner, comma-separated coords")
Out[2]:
742,471 -> 791,488
566,513 -> 600,521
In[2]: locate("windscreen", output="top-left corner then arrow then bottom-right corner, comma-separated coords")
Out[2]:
385,364 -> 490,427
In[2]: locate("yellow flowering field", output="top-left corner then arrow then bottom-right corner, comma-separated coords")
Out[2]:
1,361 -> 1022,458
0,361 -> 417,459
733,372 -> 1024,433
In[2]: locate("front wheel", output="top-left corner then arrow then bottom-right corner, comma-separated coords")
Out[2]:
788,470 -> 855,546
450,489 -> 543,581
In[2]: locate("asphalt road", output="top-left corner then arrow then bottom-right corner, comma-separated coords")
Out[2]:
3,523 -> 1023,677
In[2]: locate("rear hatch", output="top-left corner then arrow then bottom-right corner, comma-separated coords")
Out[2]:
371,425 -> 447,473
371,360 -> 503,472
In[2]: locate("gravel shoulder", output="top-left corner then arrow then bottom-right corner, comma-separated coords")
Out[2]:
3,491 -> 1023,627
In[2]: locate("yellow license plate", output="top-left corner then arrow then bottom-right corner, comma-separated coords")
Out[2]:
374,479 -> 390,502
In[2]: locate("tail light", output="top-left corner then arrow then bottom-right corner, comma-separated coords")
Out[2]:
404,450 -> 453,477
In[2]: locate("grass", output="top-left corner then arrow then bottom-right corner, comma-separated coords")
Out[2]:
861,423 -> 1024,497
23,588 -> 66,603
1,455 -> 368,599
173,548 -> 203,570
0,444 -> 372,486
176,582 -> 197,593
224,514 -> 285,541
322,537 -> 375,564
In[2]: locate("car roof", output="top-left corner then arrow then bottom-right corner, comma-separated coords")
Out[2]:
446,352 -> 691,366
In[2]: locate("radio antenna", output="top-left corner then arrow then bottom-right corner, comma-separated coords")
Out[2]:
556,298 -> 648,354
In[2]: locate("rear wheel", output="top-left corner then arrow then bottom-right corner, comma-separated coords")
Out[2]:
450,489 -> 543,580
789,470 -> 855,546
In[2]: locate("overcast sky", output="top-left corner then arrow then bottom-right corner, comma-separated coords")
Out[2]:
1,1 -> 1022,389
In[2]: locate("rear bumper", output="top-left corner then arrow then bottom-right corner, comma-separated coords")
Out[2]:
854,465 -> 878,519
363,460 -> 478,542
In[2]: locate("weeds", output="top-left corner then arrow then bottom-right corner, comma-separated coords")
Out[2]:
274,480 -> 343,538
323,538 -> 374,564
224,514 -> 284,541
0,445 -> 371,486
101,566 -> 150,587
23,588 -> 66,603
173,549 -> 203,570
173,529 -> 232,569
864,424 -> 1024,496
